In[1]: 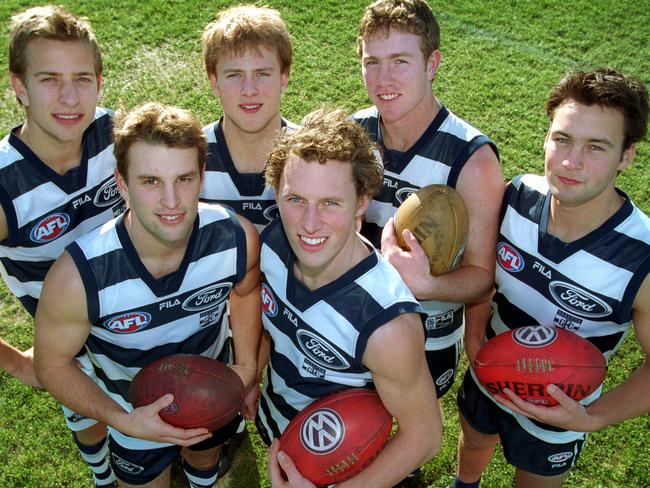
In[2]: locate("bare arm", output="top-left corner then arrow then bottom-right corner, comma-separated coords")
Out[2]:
0,341 -> 41,388
496,273 -> 650,432
229,216 -> 262,398
464,292 -> 494,364
381,145 -> 504,303
34,252 -> 211,446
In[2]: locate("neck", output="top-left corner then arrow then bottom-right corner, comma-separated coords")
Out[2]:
548,189 -> 625,242
222,114 -> 282,173
17,122 -> 83,174
380,96 -> 440,152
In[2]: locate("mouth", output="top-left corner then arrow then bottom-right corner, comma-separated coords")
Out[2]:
299,235 -> 327,247
53,113 -> 84,124
156,213 -> 185,224
377,93 -> 399,102
557,175 -> 582,185
240,104 -> 262,113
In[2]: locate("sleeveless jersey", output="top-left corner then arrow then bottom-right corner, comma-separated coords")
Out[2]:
201,117 -> 296,232
67,203 -> 246,450
476,173 -> 650,443
353,105 -> 499,357
0,108 -> 123,316
257,218 -> 424,440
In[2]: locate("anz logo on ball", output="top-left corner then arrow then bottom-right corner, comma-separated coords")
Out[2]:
549,281 -> 612,318
30,213 -> 70,243
261,283 -> 278,317
395,186 -> 419,204
93,178 -> 122,208
297,330 -> 350,370
103,311 -> 151,334
512,325 -> 558,348
497,242 -> 524,272
300,408 -> 345,454
182,283 -> 232,312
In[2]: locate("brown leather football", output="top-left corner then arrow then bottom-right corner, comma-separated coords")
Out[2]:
395,184 -> 469,276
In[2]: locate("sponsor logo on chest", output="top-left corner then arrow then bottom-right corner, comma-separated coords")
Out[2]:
30,213 -> 70,243
549,281 -> 612,318
297,329 -> 350,370
103,311 -> 151,333
497,242 -> 524,272
182,283 -> 232,312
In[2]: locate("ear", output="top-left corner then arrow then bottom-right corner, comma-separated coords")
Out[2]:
115,168 -> 130,205
426,49 -> 441,82
97,73 -> 103,95
356,194 -> 370,217
280,71 -> 289,95
10,73 -> 30,107
208,73 -> 220,98
617,143 -> 636,171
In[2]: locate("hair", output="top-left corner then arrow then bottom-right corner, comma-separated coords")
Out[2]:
113,102 -> 207,180
202,5 -> 292,77
546,68 -> 649,150
266,108 -> 384,198
357,0 -> 440,60
9,5 -> 103,78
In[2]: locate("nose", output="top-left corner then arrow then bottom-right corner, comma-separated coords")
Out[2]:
241,73 -> 259,96
160,182 -> 180,209
302,203 -> 322,234
377,61 -> 393,84
58,78 -> 80,107
563,146 -> 584,170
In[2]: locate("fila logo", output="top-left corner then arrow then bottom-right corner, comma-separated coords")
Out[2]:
549,281 -> 612,318
497,242 -> 524,272
30,213 -> 70,243
300,408 -> 345,454
103,311 -> 151,333
93,178 -> 122,207
261,284 -> 278,317
395,186 -> 419,204
512,325 -> 558,348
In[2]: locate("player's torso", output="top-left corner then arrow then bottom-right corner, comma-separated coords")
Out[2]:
68,203 -> 246,408
0,108 -> 123,315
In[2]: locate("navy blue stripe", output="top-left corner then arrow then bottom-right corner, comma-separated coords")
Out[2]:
19,295 -> 37,318
84,247 -> 140,291
0,255 -> 52,284
0,183 -> 18,245
68,242 -> 101,323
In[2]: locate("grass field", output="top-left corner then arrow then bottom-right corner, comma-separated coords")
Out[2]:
0,1 -> 648,487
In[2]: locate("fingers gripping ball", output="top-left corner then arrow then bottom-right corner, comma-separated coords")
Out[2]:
130,354 -> 244,431
395,184 -> 469,275
474,325 -> 607,406
279,388 -> 392,487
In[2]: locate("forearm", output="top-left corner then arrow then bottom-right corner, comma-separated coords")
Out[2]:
229,285 -> 262,387
464,295 -> 493,363
414,264 -> 494,303
0,341 -> 41,387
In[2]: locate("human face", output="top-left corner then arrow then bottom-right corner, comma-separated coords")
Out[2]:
544,100 -> 635,208
361,29 -> 439,128
11,38 -> 100,151
209,46 -> 288,135
277,155 -> 369,288
116,142 -> 203,252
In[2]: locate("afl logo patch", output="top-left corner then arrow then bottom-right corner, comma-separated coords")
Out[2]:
297,329 -> 350,370
549,281 -> 612,318
300,408 -> 345,454
263,204 -> 280,222
261,284 -> 278,317
30,213 -> 70,243
497,242 -> 524,272
395,186 -> 418,204
93,178 -> 122,207
512,325 -> 558,348
103,311 -> 151,333
182,283 -> 231,312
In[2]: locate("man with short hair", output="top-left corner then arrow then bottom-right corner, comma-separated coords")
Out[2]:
354,0 -> 504,405
200,5 -> 295,231
257,108 -> 442,488
34,102 -> 262,487
454,68 -> 650,488
0,5 -> 123,486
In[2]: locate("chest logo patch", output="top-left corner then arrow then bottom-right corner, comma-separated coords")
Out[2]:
297,329 -> 350,370
395,186 -> 418,204
182,283 -> 232,312
549,281 -> 612,318
263,204 -> 279,222
30,213 -> 70,243
261,284 -> 278,317
497,242 -> 524,272
93,178 -> 122,208
103,311 -> 151,333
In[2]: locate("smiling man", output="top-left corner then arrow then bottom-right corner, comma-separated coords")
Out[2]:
200,5 -> 295,232
0,6 -> 124,486
34,102 -> 261,487
456,68 -> 650,488
255,108 -> 442,488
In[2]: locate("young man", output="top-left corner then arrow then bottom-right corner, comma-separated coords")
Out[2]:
455,68 -> 650,488
257,108 -> 442,487
0,6 -> 123,486
354,0 -> 504,402
200,5 -> 295,232
34,102 -> 262,487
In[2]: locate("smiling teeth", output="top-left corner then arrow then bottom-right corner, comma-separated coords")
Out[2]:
242,105 -> 260,109
379,93 -> 398,100
57,114 -> 81,119
160,215 -> 180,222
301,236 -> 325,245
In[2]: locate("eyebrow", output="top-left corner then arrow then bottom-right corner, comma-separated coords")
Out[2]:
552,130 -> 615,148
221,66 -> 275,73
33,71 -> 96,77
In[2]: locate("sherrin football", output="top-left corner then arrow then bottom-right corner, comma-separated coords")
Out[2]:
279,388 -> 392,487
473,325 -> 607,407
129,354 -> 244,431
395,184 -> 469,275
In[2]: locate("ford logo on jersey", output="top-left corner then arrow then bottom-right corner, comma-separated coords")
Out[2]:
30,213 -> 70,243
549,281 -> 612,318
395,186 -> 418,204
497,242 -> 524,272
263,203 -> 280,222
297,330 -> 350,370
103,311 -> 151,333
182,283 -> 232,312
93,178 -> 122,207
261,284 -> 278,317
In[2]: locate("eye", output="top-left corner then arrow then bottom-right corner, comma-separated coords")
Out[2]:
178,175 -> 195,183
76,76 -> 94,84
588,144 -> 604,152
226,73 -> 241,79
553,136 -> 569,144
323,200 -> 339,207
364,59 -> 379,67
142,178 -> 158,185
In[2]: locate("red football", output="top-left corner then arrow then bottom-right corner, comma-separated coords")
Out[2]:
474,325 -> 607,406
279,388 -> 392,487
129,354 -> 244,431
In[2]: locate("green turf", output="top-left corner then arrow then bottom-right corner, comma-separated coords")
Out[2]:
0,1 -> 648,487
